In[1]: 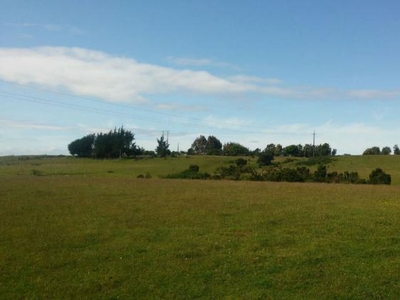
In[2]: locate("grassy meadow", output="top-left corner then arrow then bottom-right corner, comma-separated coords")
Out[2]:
1,155 -> 400,298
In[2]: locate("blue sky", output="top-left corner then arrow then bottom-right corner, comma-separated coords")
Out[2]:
1,0 -> 400,155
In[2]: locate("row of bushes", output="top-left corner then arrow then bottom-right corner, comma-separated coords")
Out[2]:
165,164 -> 391,185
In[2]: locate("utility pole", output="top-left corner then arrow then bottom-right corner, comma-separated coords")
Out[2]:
312,130 -> 316,158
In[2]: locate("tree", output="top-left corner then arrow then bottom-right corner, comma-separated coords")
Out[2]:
303,144 -> 313,157
393,144 -> 400,155
263,143 -> 276,156
191,135 -> 207,154
283,144 -> 300,157
381,146 -> 392,155
94,127 -> 137,158
156,134 -> 170,158
394,145 -> 400,155
206,135 -> 222,155
274,144 -> 283,156
317,143 -> 332,156
363,147 -> 381,155
222,142 -> 250,156
191,135 -> 222,155
68,134 -> 95,157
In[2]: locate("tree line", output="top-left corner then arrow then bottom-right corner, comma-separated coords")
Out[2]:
68,127 -> 141,158
69,127 -> 400,159
68,129 -> 337,159
68,126 -> 172,158
363,145 -> 400,155
188,135 -> 336,158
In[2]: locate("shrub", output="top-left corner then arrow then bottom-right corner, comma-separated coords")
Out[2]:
32,169 -> 44,176
165,165 -> 210,180
313,165 -> 327,182
188,165 -> 199,172
257,153 -> 274,167
368,168 -> 391,185
235,158 -> 247,167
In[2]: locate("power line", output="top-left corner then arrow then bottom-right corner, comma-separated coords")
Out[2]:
0,82 -> 319,138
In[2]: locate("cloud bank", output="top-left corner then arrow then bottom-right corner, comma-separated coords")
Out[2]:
0,47 -> 399,105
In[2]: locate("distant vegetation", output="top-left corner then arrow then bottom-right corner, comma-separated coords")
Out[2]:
363,145 -> 400,155
165,160 -> 391,185
66,127 -> 395,185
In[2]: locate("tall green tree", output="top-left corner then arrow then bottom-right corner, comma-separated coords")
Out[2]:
190,135 -> 222,155
206,135 -> 222,155
263,143 -> 276,156
191,135 -> 207,154
156,134 -> 170,158
394,144 -> 400,155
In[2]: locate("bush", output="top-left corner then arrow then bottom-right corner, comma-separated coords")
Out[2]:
257,152 -> 274,167
235,158 -> 247,167
188,165 -> 199,172
368,168 -> 391,185
32,169 -> 44,176
165,165 -> 210,180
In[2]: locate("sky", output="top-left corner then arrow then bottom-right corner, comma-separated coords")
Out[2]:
1,0 -> 400,155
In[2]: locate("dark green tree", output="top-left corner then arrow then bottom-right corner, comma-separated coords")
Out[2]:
94,127 -> 136,158
222,142 -> 250,156
156,134 -> 170,158
317,143 -> 332,156
369,168 -> 391,185
303,144 -> 314,157
394,144 -> 400,155
283,144 -> 300,157
381,146 -> 391,155
263,143 -> 276,156
257,152 -> 274,167
274,144 -> 283,156
314,165 -> 327,182
191,135 -> 207,154
206,135 -> 222,155
68,134 -> 95,157
363,147 -> 381,155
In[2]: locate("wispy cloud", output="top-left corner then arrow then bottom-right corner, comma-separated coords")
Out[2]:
155,103 -> 207,112
0,119 -> 67,131
229,75 -> 283,85
167,56 -> 238,69
347,89 -> 400,99
203,115 -> 252,130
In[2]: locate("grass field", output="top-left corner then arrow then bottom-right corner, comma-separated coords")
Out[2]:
1,155 -> 400,298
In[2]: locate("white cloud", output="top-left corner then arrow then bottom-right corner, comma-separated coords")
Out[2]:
1,47 -> 399,108
0,47 -> 253,103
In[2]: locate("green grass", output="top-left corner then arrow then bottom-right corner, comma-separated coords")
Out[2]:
2,155 -> 400,298
0,155 -> 238,178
